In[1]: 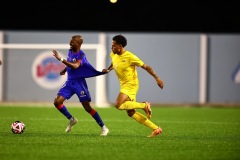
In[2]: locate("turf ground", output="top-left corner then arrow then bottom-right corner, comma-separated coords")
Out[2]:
0,104 -> 240,160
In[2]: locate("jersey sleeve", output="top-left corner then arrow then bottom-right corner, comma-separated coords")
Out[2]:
78,51 -> 85,64
130,54 -> 144,67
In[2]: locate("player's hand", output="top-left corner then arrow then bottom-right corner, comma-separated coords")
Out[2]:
60,70 -> 66,75
156,78 -> 164,89
102,69 -> 110,73
60,68 -> 66,75
52,50 -> 61,60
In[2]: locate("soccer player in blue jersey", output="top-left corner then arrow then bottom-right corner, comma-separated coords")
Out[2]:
52,35 -> 109,136
103,35 -> 164,138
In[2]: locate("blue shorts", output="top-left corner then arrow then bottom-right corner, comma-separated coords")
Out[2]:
57,78 -> 91,102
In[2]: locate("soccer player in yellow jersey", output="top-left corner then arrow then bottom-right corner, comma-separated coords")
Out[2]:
103,35 -> 164,137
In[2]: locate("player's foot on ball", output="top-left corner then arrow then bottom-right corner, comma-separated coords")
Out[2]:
143,102 -> 152,119
65,117 -> 78,133
147,127 -> 162,138
100,125 -> 109,136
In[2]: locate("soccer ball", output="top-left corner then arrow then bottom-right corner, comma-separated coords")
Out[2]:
11,121 -> 25,134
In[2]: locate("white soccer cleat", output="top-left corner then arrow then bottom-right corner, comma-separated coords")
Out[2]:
100,126 -> 109,136
65,117 -> 78,133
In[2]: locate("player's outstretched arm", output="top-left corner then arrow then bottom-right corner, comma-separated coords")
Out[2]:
141,64 -> 164,89
52,50 -> 80,69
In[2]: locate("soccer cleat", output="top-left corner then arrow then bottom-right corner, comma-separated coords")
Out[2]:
65,117 -> 78,133
143,102 -> 152,119
100,126 -> 109,136
147,127 -> 162,138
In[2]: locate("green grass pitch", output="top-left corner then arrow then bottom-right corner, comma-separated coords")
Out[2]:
0,104 -> 240,160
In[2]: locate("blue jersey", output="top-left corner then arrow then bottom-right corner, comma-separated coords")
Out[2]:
57,49 -> 105,102
66,49 -> 105,80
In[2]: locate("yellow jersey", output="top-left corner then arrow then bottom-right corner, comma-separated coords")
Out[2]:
110,51 -> 144,91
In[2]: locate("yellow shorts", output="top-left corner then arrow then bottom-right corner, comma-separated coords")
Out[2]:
120,83 -> 139,102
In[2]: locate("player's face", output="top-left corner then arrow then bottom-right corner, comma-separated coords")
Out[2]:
111,41 -> 122,54
69,38 -> 79,50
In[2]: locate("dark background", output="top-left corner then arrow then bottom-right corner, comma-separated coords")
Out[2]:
1,0 -> 240,33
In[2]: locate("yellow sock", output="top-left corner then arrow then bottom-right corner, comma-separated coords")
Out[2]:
118,101 -> 145,110
131,112 -> 159,130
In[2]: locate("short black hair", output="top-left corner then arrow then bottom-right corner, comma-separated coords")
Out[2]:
72,35 -> 83,45
112,35 -> 127,47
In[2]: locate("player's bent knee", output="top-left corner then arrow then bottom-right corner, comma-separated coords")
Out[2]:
53,98 -> 60,107
115,104 -> 121,109
127,110 -> 135,117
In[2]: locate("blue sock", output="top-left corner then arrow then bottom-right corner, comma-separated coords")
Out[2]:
90,109 -> 104,127
56,104 -> 72,119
